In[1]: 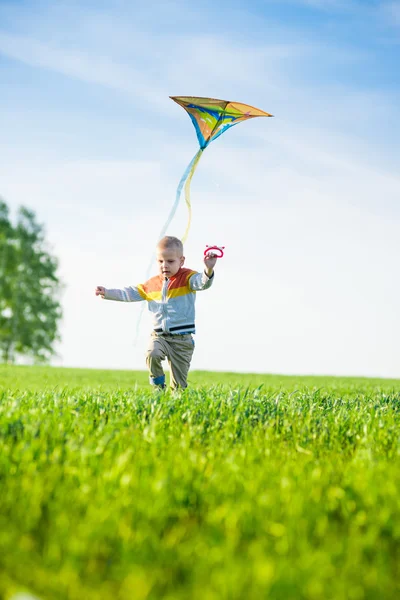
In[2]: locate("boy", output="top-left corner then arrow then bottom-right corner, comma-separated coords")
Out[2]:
95,236 -> 217,390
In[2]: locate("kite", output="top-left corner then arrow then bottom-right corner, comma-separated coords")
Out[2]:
158,96 -> 273,243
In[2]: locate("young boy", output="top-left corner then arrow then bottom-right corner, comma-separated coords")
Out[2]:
95,236 -> 217,390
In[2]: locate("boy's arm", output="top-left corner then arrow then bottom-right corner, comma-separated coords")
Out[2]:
96,285 -> 146,302
188,252 -> 217,291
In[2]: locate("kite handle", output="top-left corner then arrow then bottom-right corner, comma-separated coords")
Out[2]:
204,245 -> 225,258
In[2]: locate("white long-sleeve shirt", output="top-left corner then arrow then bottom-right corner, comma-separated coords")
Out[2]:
104,267 -> 214,334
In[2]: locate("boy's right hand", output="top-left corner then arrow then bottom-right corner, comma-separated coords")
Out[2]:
95,286 -> 105,298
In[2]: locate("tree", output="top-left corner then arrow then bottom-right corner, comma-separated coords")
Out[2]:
0,198 -> 62,363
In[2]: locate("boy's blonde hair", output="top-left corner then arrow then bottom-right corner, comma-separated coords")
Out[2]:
157,236 -> 184,256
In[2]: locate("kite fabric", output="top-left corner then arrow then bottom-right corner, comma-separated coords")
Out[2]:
158,96 -> 273,243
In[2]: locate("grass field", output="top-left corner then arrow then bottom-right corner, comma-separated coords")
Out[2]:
1,365 -> 400,599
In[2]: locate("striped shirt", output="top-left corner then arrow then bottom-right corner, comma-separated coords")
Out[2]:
104,267 -> 214,334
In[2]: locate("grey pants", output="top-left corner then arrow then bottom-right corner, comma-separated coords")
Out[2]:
146,332 -> 195,389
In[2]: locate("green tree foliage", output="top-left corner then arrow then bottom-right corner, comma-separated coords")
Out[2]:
0,198 -> 62,363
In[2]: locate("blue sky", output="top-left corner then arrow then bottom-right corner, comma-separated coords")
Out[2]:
1,0 -> 400,377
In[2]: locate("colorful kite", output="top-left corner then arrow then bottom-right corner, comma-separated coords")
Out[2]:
159,96 -> 273,242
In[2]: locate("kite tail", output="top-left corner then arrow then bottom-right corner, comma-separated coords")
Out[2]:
181,148 -> 203,243
157,148 -> 203,241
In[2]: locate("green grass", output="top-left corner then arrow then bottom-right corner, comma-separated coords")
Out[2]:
1,366 -> 400,599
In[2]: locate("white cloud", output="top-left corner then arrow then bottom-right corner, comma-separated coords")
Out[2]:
0,31 -> 167,108
0,28 -> 304,100
382,1 -> 400,26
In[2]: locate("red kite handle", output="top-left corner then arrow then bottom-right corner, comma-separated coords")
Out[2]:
204,245 -> 225,258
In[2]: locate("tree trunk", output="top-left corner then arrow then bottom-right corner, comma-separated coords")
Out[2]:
3,341 -> 14,364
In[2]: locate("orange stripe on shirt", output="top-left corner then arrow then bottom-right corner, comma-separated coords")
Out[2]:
141,269 -> 197,298
141,275 -> 163,295
168,269 -> 196,290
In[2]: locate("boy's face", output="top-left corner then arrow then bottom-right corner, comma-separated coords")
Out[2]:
156,246 -> 185,278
